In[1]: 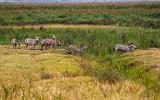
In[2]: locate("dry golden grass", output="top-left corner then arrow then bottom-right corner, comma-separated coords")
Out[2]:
0,24 -> 128,30
126,49 -> 160,79
0,45 -> 157,99
127,49 -> 160,67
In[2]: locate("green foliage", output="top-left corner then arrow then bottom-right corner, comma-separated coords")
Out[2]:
0,3 -> 160,28
1,27 -> 160,48
0,27 -> 160,92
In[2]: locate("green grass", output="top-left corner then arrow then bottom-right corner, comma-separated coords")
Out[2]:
0,27 -> 160,98
0,27 -> 160,48
0,45 -> 81,73
0,2 -> 160,99
0,45 -> 155,99
0,2 -> 160,28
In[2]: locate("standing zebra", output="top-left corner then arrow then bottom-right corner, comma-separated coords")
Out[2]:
114,43 -> 137,53
41,38 -> 62,50
67,44 -> 87,54
25,36 -> 39,49
51,39 -> 61,48
41,39 -> 50,50
11,38 -> 20,49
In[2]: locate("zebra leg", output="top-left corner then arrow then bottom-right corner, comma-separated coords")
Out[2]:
33,45 -> 35,49
13,45 -> 15,49
18,44 -> 20,49
26,44 -> 28,49
45,44 -> 48,50
41,45 -> 44,50
15,44 -> 17,49
73,51 -> 76,55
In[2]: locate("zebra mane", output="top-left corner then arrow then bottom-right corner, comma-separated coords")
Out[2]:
128,43 -> 134,45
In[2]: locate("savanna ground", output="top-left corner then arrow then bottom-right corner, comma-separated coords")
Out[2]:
0,2 -> 160,100
0,45 -> 159,99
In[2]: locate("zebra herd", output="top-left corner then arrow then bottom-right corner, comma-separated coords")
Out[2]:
11,36 -> 137,54
10,36 -> 86,54
11,36 -> 62,50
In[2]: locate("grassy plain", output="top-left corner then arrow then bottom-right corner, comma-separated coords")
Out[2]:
0,2 -> 160,28
0,2 -> 160,99
0,45 -> 159,99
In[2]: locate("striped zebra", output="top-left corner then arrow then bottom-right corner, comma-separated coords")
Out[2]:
114,43 -> 137,53
41,38 -> 62,50
11,38 -> 20,49
25,36 -> 39,49
41,39 -> 49,50
67,44 -> 87,54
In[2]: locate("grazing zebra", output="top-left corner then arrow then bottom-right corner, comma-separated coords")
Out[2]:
114,43 -> 137,53
41,38 -> 62,50
25,36 -> 39,49
11,38 -> 20,49
41,39 -> 50,50
67,44 -> 87,54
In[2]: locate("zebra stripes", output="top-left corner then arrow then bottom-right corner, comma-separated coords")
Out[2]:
41,38 -> 62,50
114,43 -> 136,52
67,44 -> 87,54
25,36 -> 39,49
10,35 -> 136,55
41,39 -> 49,50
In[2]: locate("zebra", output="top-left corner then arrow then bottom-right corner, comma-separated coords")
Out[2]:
25,36 -> 39,49
41,39 -> 50,50
41,38 -> 62,50
11,38 -> 20,49
67,44 -> 87,54
114,43 -> 137,53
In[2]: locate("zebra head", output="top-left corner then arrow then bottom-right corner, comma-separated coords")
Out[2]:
114,44 -> 121,51
35,36 -> 40,42
128,43 -> 137,51
80,44 -> 87,50
52,34 -> 56,39
56,40 -> 62,46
